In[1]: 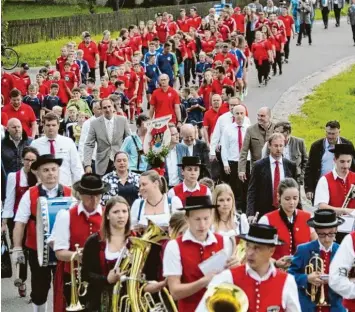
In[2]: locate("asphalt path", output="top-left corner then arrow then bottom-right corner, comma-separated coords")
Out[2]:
2,17 -> 354,311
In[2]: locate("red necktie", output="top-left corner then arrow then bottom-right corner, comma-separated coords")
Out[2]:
237,126 -> 243,152
49,139 -> 55,155
273,161 -> 280,207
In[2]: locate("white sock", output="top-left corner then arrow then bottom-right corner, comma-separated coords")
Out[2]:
32,302 -> 47,312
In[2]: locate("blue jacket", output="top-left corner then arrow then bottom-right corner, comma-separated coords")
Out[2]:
288,240 -> 345,312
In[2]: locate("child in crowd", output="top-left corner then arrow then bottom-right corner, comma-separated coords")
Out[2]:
186,85 -> 205,138
109,94 -> 126,117
76,49 -> 90,84
180,87 -> 190,119
70,111 -> 86,147
195,52 -> 208,85
44,60 -> 55,76
67,52 -> 81,83
99,76 -> 115,98
91,87 -> 101,102
67,87 -> 92,117
43,83 -> 62,114
145,54 -> 160,109
23,84 -> 43,123
86,77 -> 95,94
133,63 -> 145,117
36,73 -> 49,95
65,104 -> 79,137
52,105 -> 65,135
61,62 -> 78,91
79,84 -> 94,111
113,80 -> 130,119
52,71 -> 71,107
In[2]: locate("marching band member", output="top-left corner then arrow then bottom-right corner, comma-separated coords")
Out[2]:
288,209 -> 346,311
51,173 -> 110,308
196,223 -> 302,312
163,195 -> 237,312
259,178 -> 317,269
12,154 -> 71,312
211,183 -> 249,237
329,231 -> 355,312
167,156 -> 212,205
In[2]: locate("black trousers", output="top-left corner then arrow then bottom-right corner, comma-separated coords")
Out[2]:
28,249 -> 56,305
99,61 -> 105,78
284,36 -> 291,60
104,159 -> 114,175
352,25 -> 355,43
298,23 -> 312,44
334,4 -> 341,25
272,51 -> 283,74
228,161 -> 250,213
255,60 -> 269,83
89,68 -> 96,81
184,58 -> 193,85
322,7 -> 330,27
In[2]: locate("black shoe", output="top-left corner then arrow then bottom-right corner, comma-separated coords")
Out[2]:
336,23 -> 339,27
296,43 -> 301,46
309,42 -> 312,45
325,25 -> 328,29
285,59 -> 289,64
279,71 -> 282,75
273,71 -> 277,76
264,79 -> 268,86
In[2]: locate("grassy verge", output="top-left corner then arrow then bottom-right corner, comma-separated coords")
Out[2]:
314,4 -> 350,20
290,65 -> 355,148
14,32 -> 120,67
3,3 -> 113,21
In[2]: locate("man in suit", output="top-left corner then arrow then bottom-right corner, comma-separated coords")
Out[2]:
165,125 -> 189,188
304,120 -> 355,203
84,98 -> 130,176
288,209 -> 346,312
262,121 -> 308,185
238,106 -> 275,182
247,133 -> 297,218
180,123 -> 211,178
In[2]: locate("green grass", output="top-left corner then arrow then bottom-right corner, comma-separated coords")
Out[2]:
3,3 -> 113,21
290,65 -> 355,149
314,4 -> 350,20
14,32 -> 120,67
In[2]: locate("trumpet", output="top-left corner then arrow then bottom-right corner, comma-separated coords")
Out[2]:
66,244 -> 88,312
342,184 -> 355,208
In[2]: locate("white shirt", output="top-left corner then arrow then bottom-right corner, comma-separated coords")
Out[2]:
78,116 -> 97,162
31,135 -> 84,186
130,194 -> 182,227
14,184 -> 60,224
166,147 -> 180,186
211,214 -> 250,237
3,169 -> 28,218
196,262 -> 301,312
104,117 -> 115,160
210,112 -> 251,156
314,168 -> 347,208
329,233 -> 355,299
163,229 -> 233,277
50,202 -> 103,251
321,138 -> 339,176
270,155 -> 285,192
167,182 -> 212,199
221,123 -> 249,165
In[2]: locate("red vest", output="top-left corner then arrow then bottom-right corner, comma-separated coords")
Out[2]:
14,170 -> 29,215
173,183 -> 208,206
325,171 -> 355,208
176,233 -> 224,312
231,265 -> 287,312
63,205 -> 102,273
26,185 -> 71,250
343,232 -> 355,311
266,209 -> 311,260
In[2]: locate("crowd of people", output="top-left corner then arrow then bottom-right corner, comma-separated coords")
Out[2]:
1,1 -> 355,312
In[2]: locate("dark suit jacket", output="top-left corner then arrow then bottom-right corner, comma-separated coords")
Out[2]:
246,157 -> 297,217
193,139 -> 211,178
164,143 -> 189,186
304,137 -> 355,194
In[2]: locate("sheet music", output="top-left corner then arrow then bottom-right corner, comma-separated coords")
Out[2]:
198,250 -> 228,276
338,215 -> 355,233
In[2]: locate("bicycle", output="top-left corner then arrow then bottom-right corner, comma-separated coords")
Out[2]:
1,45 -> 19,70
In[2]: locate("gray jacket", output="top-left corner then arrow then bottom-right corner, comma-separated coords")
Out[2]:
349,4 -> 355,25
297,0 -> 312,23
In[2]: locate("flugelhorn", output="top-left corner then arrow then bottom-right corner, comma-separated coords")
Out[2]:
342,184 -> 355,208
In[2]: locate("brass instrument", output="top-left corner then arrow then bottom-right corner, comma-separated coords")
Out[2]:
342,184 -> 355,208
66,244 -> 88,312
141,219 -> 170,245
205,283 -> 249,312
305,253 -> 328,306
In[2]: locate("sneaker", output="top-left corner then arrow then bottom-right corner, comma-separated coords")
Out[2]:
244,87 -> 248,96
284,59 -> 289,64
18,283 -> 26,298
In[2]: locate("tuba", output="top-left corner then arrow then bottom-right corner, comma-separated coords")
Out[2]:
205,283 -> 249,312
305,253 -> 329,306
66,244 -> 88,312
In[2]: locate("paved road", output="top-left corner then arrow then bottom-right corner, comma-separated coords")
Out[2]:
2,17 -> 354,312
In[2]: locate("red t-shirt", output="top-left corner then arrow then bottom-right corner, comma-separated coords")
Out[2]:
232,14 -> 246,34
78,41 -> 99,68
135,71 -> 145,96
168,21 -> 179,36
251,40 -> 272,64
117,75 -> 130,90
105,49 -> 125,67
1,73 -> 14,105
255,18 -> 270,30
201,38 -> 216,53
150,87 -> 180,123
122,46 -> 133,62
211,77 -> 234,95
100,85 -> 115,99
177,18 -> 190,33
188,15 -> 202,30
186,41 -> 197,59
155,22 -> 168,43
11,72 -> 31,96
278,15 -> 294,37
146,31 -> 157,44
98,40 -> 110,61
198,83 -> 213,110
70,63 -> 81,81
214,53 -> 239,70
218,24 -> 230,41
223,17 -> 236,32
56,55 -> 67,72
125,71 -> 138,98
52,79 -> 70,105
38,84 -> 49,96
203,108 -> 219,139
128,35 -> 142,53
2,103 -> 36,137
270,33 -> 286,51
61,71 -> 78,91
1,111 -> 8,127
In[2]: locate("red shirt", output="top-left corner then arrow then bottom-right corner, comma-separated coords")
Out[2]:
186,41 -> 197,59
122,45 -> 133,62
128,35 -> 142,53
218,24 -> 230,41
198,83 -> 212,110
270,33 -> 286,51
201,38 -> 216,53
325,171 -> 355,208
177,18 -> 190,32
56,55 -> 67,72
255,18 -> 270,30
11,72 -> 31,96
52,79 -> 70,105
187,15 -> 202,30
223,17 -> 236,32
150,87 -> 180,124
146,31 -> 157,45
61,71 -> 77,91
1,72 -> 14,105
100,85 -> 115,98
1,111 -> 8,126
105,49 -> 125,67
70,63 -> 81,81
135,70 -> 145,96
211,77 -> 234,95
251,40 -> 272,64
117,75 -> 130,89
125,71 -> 138,99
278,15 -> 294,37
38,84 -> 49,96
203,108 -> 219,139
78,41 -> 98,68
168,21 -> 179,36
2,103 -> 36,137
214,52 -> 239,70
155,22 -> 168,43
232,13 -> 246,34
98,40 -> 109,61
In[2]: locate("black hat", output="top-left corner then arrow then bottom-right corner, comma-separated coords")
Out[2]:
178,156 -> 205,167
238,224 -> 284,246
83,31 -> 91,38
20,63 -> 29,70
31,154 -> 63,170
329,143 -> 355,156
177,195 -> 218,211
73,173 -> 110,195
307,209 -> 345,229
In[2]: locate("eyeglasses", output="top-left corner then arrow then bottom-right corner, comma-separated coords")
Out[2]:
317,232 -> 337,238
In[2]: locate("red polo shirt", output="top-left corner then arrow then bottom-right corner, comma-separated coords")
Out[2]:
187,15 -> 202,30
203,108 -> 219,139
2,103 -> 36,137
150,86 -> 180,124
11,72 -> 31,96
56,55 -> 67,72
201,38 -> 216,53
1,72 -> 14,105
211,77 -> 234,95
98,40 -> 109,62
177,18 -> 190,33
78,41 -> 98,69
214,52 -> 239,70
278,15 -> 294,37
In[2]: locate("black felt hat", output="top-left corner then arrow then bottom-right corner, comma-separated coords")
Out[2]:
238,224 -> 285,246
177,195 -> 218,211
177,156 -> 205,167
73,173 -> 110,195
31,154 -> 62,170
329,143 -> 355,156
307,209 -> 345,229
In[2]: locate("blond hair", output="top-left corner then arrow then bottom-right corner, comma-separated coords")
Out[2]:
212,184 -> 236,231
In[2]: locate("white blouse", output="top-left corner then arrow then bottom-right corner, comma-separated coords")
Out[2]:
130,194 -> 182,228
105,241 -> 126,261
211,214 -> 250,237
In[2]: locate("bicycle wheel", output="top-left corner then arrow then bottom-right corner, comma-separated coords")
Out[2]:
2,47 -> 19,70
